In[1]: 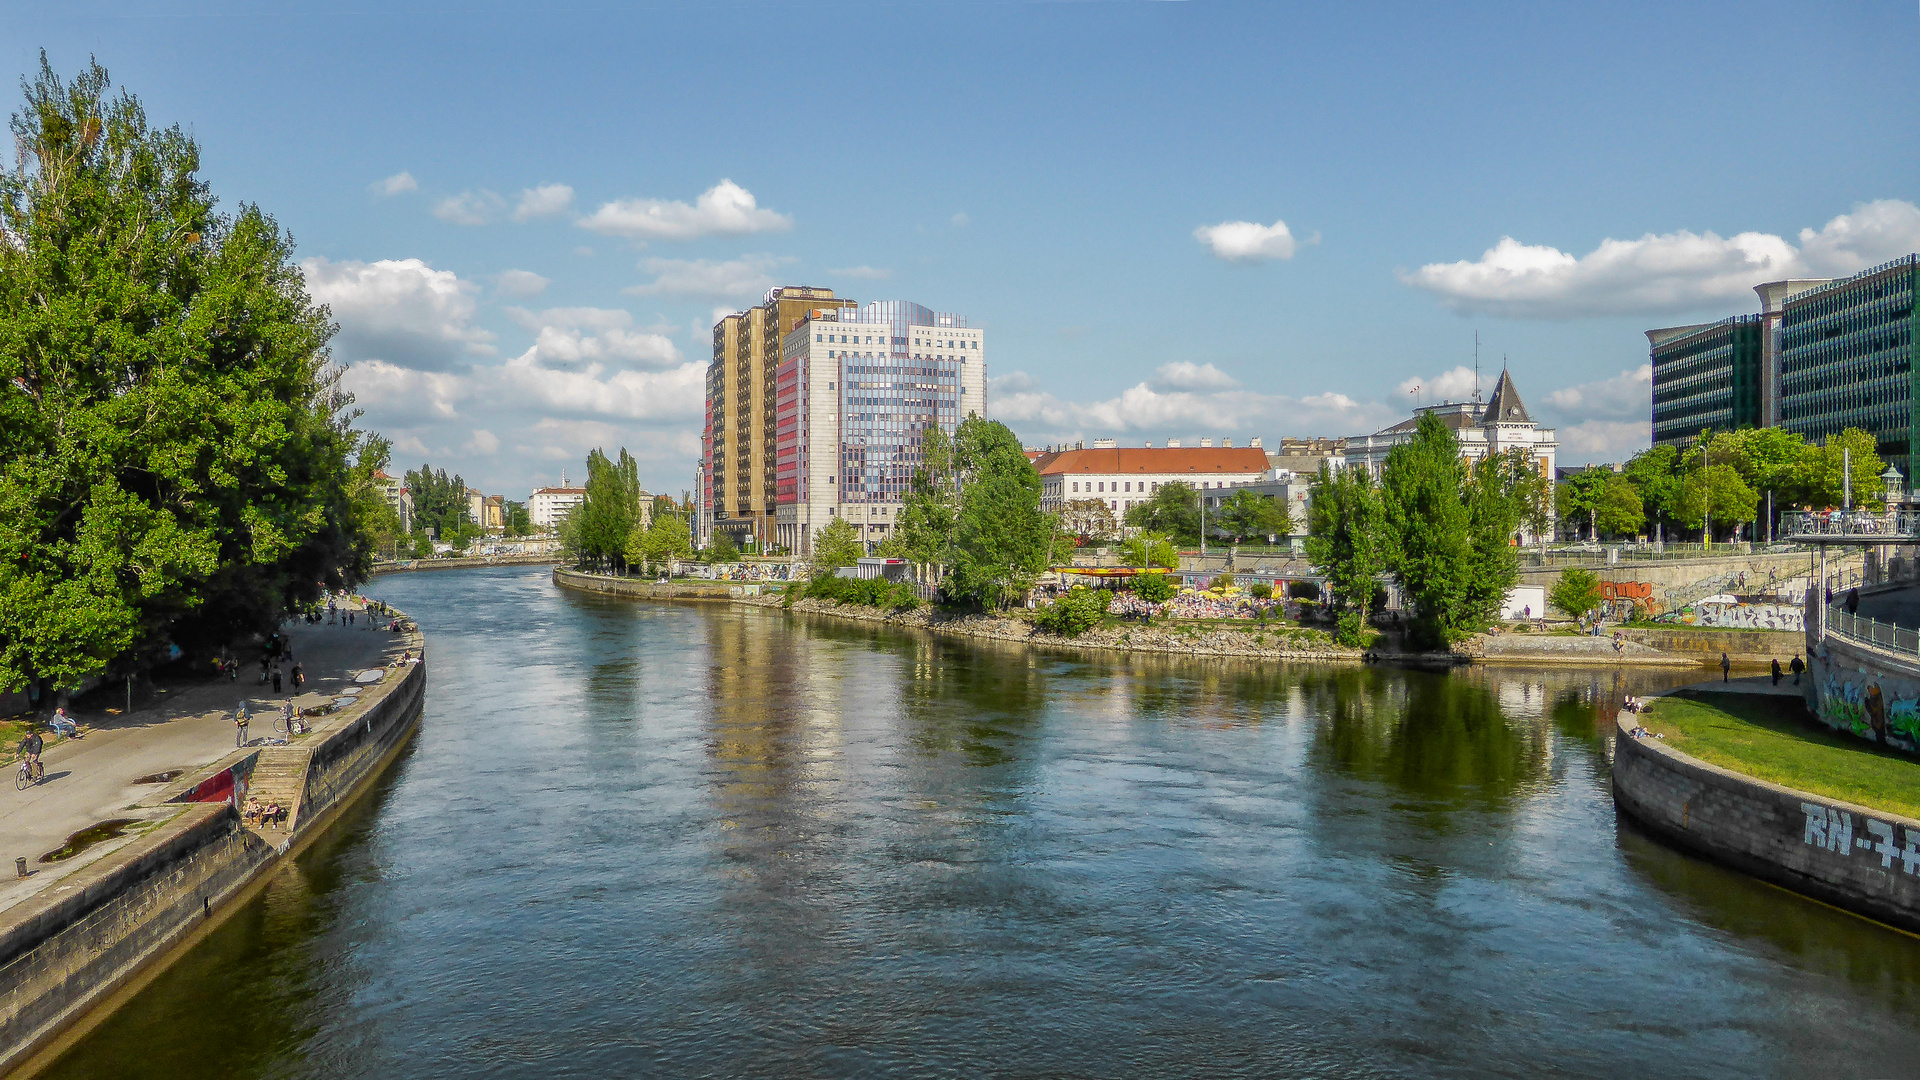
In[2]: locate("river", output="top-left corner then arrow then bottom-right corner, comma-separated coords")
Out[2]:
38,566 -> 1920,1078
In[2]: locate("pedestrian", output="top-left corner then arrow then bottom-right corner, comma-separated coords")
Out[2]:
1826,585 -> 1833,606
1721,651 -> 1731,683
1847,587 -> 1860,615
234,700 -> 251,747
292,663 -> 304,692
272,667 -> 283,695
1790,654 -> 1805,685
1771,658 -> 1783,686
259,656 -> 269,683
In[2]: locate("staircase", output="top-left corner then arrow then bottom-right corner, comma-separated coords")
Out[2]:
244,745 -> 313,837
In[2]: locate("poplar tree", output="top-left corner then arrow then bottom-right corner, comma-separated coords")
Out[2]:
0,57 -> 374,696
1305,462 -> 1388,645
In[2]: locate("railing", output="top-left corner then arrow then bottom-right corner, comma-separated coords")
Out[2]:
1780,509 -> 1920,540
1827,605 -> 1920,656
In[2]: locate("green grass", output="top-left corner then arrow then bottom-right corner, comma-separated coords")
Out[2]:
1648,692 -> 1920,820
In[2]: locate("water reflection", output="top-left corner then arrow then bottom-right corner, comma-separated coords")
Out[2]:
39,570 -> 1920,1080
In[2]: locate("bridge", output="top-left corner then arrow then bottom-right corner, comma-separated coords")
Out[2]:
1778,509 -> 1920,544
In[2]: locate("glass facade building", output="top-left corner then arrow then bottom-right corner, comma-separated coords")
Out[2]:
1777,256 -> 1920,476
1649,315 -> 1764,449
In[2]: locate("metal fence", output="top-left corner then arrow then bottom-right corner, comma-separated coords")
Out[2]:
1827,606 -> 1920,655
1782,510 -> 1920,540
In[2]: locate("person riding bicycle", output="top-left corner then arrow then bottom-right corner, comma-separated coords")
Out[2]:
19,730 -> 44,778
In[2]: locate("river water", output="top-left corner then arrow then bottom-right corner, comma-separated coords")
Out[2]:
40,567 -> 1920,1078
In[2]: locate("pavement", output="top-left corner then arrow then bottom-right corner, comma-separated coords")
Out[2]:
1853,584 -> 1920,630
0,600 -> 407,915
1679,673 -> 1808,698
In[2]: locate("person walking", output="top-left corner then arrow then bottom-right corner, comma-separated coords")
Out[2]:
291,663 -> 304,693
1721,651 -> 1732,683
272,667 -> 283,695
1771,658 -> 1783,686
1790,655 -> 1805,685
1847,587 -> 1860,615
234,701 -> 251,747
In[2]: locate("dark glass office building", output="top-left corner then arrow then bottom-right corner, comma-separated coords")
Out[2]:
1777,255 -> 1919,475
1648,315 -> 1764,448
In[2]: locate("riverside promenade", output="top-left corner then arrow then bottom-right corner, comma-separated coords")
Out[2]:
0,602 -> 405,916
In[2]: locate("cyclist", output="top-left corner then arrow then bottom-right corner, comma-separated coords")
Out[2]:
18,729 -> 44,782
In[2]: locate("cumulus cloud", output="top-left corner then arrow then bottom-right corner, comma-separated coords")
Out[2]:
829,265 -> 892,280
495,269 -> 551,297
513,184 -> 575,222
1194,218 -> 1303,262
1543,364 -> 1651,422
302,257 -> 494,370
625,254 -> 791,300
371,172 -> 417,196
433,190 -> 507,226
504,306 -> 684,370
1151,361 -> 1240,392
1397,365 -> 1482,403
342,359 -> 473,419
464,429 -> 501,455
577,179 -> 790,241
1404,199 -> 1920,318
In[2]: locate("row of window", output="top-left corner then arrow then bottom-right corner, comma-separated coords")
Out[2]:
1064,478 -> 1236,494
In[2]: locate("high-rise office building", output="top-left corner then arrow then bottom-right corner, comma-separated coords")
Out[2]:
1647,256 -> 1919,476
705,286 -> 854,546
772,300 -> 986,554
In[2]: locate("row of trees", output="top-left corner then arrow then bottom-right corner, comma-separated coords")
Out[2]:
1306,414 -> 1539,649
1560,427 -> 1885,542
1061,484 -> 1294,548
0,59 -> 390,696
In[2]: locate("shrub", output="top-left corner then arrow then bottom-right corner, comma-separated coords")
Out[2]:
1249,581 -> 1273,600
1335,610 -> 1376,648
1550,568 -> 1602,621
805,574 -> 919,611
1034,586 -> 1112,637
1133,573 -> 1174,602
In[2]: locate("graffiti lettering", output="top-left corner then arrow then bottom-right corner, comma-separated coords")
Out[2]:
1803,802 -> 1828,847
1601,581 -> 1653,601
1799,803 -> 1920,874
1869,819 -> 1902,868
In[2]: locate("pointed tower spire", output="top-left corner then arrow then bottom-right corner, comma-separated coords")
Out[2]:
1483,368 -> 1533,426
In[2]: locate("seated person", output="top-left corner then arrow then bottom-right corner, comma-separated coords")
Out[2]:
243,798 -> 264,826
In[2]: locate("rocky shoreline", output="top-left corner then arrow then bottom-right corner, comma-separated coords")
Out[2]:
741,594 -> 1367,663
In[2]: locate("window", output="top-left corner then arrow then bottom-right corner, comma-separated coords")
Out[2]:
1071,482 -> 1078,492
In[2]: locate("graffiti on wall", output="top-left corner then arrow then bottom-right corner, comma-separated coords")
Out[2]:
1802,801 -> 1920,874
1812,648 -> 1920,753
1665,601 -> 1806,632
1601,581 -> 1653,602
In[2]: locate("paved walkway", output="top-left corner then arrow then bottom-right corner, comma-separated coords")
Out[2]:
1853,584 -> 1920,631
1680,674 -> 1806,697
0,602 -> 406,914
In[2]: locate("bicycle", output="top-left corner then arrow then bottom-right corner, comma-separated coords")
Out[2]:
272,711 -> 307,737
14,757 -> 43,790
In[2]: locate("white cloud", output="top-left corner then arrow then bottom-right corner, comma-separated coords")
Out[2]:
624,255 -> 791,300
433,190 -> 506,226
1543,364 -> 1651,422
1396,365 -> 1481,403
1797,200 -> 1920,276
341,359 -> 473,419
302,257 -> 495,370
1194,218 -> 1302,262
1403,200 -> 1920,318
829,265 -> 892,280
504,306 -> 684,369
464,429 -> 501,455
513,184 -> 575,222
495,356 -> 706,422
577,179 -> 790,241
371,172 -> 417,196
495,269 -> 551,297
1151,361 -> 1240,392
1556,421 -> 1649,462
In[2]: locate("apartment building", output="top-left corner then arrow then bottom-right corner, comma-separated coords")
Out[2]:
1033,444 -> 1271,519
529,482 -> 585,530
1344,370 -> 1557,484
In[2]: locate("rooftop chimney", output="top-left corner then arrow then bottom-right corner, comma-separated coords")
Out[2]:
1200,438 -> 1214,448
1250,436 -> 1263,448
1167,439 -> 1181,448
1222,437 -> 1233,447
1093,438 -> 1117,449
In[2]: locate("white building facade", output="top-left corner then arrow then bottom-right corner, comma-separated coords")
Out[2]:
1034,445 -> 1272,520
1344,370 -> 1557,481
529,484 -> 586,531
775,300 -> 987,554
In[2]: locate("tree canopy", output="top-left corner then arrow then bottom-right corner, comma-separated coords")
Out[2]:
1213,490 -> 1289,543
0,57 -> 379,694
1123,481 -> 1201,544
811,517 -> 864,571
896,417 -> 1051,608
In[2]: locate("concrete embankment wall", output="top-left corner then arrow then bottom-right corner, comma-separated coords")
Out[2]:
1612,729 -> 1920,933
552,567 -> 768,602
1807,627 -> 1920,755
1619,627 -> 1806,665
0,639 -> 426,1077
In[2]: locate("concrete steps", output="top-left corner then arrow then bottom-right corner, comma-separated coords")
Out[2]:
244,746 -> 312,837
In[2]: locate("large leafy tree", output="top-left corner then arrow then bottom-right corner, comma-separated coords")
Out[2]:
0,58 -> 374,695
897,418 -> 1050,608
1059,497 -> 1117,542
1123,480 -> 1201,544
1305,463 -> 1388,639
1214,489 -> 1289,543
1460,448 -> 1526,631
573,448 -> 643,571
811,517 -> 864,570
1594,473 -> 1645,537
403,463 -> 468,536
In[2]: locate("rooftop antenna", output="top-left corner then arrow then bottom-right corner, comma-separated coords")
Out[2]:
1473,331 -> 1482,403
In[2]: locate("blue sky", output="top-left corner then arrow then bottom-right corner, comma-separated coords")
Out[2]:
9,1 -> 1920,498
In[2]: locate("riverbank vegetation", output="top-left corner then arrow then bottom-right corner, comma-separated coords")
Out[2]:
796,575 -> 920,612
0,58 -> 393,697
1651,692 -> 1920,820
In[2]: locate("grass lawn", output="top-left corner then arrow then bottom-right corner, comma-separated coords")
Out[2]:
1648,691 -> 1920,820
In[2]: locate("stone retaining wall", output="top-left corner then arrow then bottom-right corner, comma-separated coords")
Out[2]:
552,568 -> 746,602
1618,626 -> 1806,665
1612,730 -> 1920,933
0,635 -> 427,1076
372,554 -> 559,575
1806,627 -> 1920,755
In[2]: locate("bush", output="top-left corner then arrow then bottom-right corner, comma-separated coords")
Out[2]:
1034,586 -> 1112,636
1249,582 -> 1273,600
805,574 -> 920,612
1550,568 -> 1602,620
1287,580 -> 1321,601
1335,610 -> 1376,648
1133,573 -> 1174,602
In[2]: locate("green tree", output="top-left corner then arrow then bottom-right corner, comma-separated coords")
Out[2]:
1558,470 -> 1609,540
1549,568 -> 1602,621
1460,448 -> 1526,635
1033,586 -> 1110,636
1215,490 -> 1289,543
1622,444 -> 1682,536
502,500 -> 532,537
0,58 -> 373,695
1060,497 -> 1118,542
812,517 -> 864,571
944,418 -> 1051,609
1378,414 -> 1474,648
1305,463 -> 1388,641
1134,572 -> 1175,602
1799,427 -> 1885,511
705,531 -> 739,564
1673,463 -> 1758,541
574,447 -> 643,571
1120,531 -> 1178,569
1594,473 -> 1645,537
403,463 -> 468,537
1123,481 -> 1201,545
